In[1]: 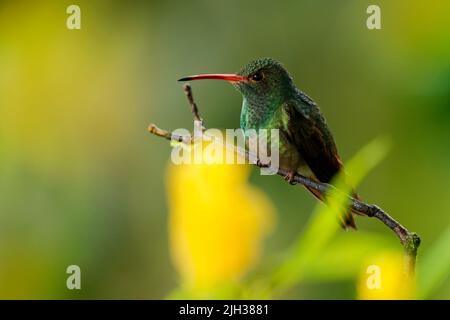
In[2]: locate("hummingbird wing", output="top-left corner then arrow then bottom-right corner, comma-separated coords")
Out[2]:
283,98 -> 342,183
283,96 -> 357,229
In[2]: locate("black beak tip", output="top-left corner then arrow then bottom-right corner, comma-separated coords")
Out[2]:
178,77 -> 190,82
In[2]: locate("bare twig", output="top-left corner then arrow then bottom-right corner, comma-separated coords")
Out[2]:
148,84 -> 421,277
183,84 -> 204,127
148,123 -> 192,143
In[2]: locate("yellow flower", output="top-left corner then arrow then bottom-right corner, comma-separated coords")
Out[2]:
357,251 -> 415,300
166,139 -> 275,293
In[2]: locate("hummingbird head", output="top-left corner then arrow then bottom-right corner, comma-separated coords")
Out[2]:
178,58 -> 295,105
234,58 -> 295,104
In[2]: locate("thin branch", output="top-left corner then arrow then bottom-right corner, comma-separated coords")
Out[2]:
148,84 -> 421,278
183,84 -> 204,127
148,123 -> 192,143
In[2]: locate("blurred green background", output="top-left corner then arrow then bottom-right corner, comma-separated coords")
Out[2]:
0,0 -> 449,299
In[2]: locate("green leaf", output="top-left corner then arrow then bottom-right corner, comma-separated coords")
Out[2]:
417,226 -> 450,299
302,232 -> 398,281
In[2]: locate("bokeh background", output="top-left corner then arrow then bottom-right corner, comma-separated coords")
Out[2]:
0,0 -> 449,299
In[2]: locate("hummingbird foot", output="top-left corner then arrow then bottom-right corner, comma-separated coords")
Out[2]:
256,159 -> 271,168
284,171 -> 298,185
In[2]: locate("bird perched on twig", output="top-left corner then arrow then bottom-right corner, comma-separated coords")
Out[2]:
179,58 -> 360,229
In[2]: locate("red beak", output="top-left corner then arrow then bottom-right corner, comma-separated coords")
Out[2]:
178,73 -> 246,83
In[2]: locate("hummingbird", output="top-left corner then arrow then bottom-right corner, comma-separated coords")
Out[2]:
179,58 -> 359,229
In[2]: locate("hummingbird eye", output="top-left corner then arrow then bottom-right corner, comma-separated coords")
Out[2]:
251,72 -> 264,81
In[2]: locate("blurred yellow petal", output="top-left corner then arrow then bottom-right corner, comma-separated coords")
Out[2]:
357,251 -> 415,300
167,139 -> 275,292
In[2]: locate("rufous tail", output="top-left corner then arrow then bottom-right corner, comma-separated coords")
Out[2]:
305,186 -> 357,230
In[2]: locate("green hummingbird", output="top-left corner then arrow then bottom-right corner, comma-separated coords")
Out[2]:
179,58 -> 358,228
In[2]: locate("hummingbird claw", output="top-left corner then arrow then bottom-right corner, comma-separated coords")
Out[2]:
256,159 -> 270,168
284,171 -> 298,185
